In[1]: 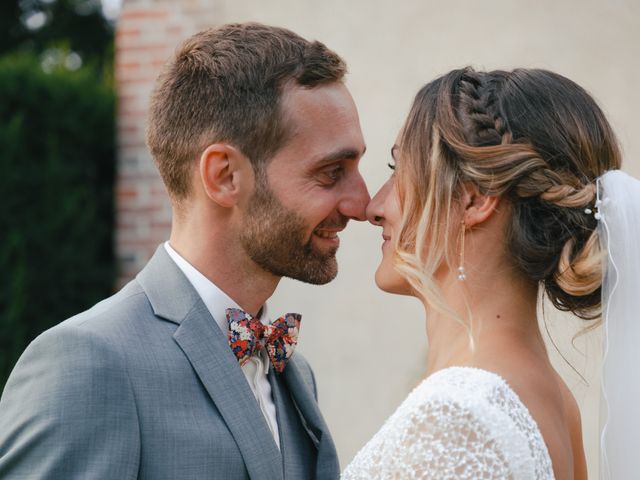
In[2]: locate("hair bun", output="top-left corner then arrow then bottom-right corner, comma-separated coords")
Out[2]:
550,230 -> 602,318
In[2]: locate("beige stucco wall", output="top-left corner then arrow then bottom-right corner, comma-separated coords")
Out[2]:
215,2 -> 639,477
118,1 -> 640,477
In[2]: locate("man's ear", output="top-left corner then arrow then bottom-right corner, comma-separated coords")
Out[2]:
199,143 -> 253,208
460,182 -> 501,227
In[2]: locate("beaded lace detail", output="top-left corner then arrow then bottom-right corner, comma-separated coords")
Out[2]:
342,367 -> 554,480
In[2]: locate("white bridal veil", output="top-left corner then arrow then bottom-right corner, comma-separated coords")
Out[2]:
598,170 -> 640,480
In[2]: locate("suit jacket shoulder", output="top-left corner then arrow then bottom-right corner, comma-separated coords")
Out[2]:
0,282 -> 144,478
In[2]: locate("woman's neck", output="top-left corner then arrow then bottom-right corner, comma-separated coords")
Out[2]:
423,265 -> 546,375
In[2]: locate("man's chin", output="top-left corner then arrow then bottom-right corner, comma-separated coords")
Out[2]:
308,237 -> 340,260
287,256 -> 338,285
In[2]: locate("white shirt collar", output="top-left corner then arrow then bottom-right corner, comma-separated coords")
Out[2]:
163,241 -> 270,333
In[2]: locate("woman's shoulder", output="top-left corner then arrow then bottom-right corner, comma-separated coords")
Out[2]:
408,366 -> 553,456
422,365 -> 511,392
345,366 -> 555,480
494,360 -> 582,480
428,362 -> 571,480
414,365 -> 536,410
395,366 -> 511,430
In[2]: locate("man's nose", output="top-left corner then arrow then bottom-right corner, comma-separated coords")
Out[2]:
339,172 -> 371,221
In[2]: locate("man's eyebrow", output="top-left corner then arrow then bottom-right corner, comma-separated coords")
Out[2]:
317,145 -> 367,165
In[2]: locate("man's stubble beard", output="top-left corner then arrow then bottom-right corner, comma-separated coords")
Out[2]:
239,177 -> 343,285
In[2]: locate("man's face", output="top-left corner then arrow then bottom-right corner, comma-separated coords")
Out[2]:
240,82 -> 369,284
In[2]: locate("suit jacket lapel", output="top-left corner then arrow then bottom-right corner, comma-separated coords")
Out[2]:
138,246 -> 283,480
282,356 -> 340,479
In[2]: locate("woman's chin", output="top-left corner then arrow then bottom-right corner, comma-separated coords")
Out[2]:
374,276 -> 392,293
374,267 -> 412,295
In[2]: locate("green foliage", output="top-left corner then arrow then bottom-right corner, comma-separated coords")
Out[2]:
0,0 -> 115,75
0,53 -> 116,389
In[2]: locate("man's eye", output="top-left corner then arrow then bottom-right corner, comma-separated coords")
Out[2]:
322,167 -> 343,182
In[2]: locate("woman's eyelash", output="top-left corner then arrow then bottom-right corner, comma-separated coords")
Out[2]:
387,162 -> 396,171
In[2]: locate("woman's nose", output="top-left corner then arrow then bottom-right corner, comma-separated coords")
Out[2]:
366,181 -> 389,226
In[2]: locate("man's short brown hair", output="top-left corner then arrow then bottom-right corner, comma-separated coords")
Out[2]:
146,22 -> 347,199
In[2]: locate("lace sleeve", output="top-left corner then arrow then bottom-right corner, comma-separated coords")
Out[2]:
390,395 -> 516,479
342,368 -> 553,480
343,396 -> 512,479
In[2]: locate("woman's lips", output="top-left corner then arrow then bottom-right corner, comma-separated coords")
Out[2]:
382,233 -> 391,251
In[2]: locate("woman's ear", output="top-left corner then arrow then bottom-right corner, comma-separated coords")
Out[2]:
198,143 -> 253,208
460,182 -> 501,227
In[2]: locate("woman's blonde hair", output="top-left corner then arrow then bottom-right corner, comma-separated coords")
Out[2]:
394,68 -> 621,321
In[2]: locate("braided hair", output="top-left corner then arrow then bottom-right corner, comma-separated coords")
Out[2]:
394,67 -> 621,320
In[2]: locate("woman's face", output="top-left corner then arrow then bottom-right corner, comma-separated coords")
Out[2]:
365,144 -> 413,295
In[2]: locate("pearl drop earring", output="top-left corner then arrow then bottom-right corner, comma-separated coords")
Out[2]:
458,220 -> 467,281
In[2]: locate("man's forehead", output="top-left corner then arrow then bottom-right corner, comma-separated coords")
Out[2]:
273,82 -> 365,166
281,82 -> 356,122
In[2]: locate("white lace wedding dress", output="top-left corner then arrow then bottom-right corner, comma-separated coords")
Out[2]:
342,367 -> 554,479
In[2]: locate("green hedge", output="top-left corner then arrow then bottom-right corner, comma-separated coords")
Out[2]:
0,54 -> 115,390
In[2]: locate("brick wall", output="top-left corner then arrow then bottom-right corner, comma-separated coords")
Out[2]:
114,0 -> 223,287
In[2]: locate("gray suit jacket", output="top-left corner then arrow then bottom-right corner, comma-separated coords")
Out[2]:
0,246 -> 339,479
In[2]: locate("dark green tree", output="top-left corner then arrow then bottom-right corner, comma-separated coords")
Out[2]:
0,2 -> 116,389
0,0 -> 114,72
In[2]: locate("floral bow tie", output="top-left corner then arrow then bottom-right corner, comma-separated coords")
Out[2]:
226,308 -> 301,373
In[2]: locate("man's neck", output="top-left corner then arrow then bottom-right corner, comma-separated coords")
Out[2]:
169,231 -> 279,317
